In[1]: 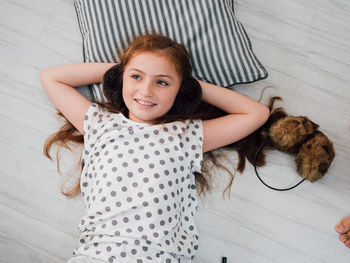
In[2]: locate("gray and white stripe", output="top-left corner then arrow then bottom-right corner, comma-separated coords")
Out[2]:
74,0 -> 268,102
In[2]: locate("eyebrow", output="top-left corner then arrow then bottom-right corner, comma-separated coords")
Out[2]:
128,68 -> 174,80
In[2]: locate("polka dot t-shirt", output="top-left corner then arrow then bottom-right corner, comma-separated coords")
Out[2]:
73,103 -> 203,263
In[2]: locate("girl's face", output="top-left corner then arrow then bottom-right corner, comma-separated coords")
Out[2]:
122,51 -> 182,124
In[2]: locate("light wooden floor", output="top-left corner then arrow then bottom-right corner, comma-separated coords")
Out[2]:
1,0 -> 349,262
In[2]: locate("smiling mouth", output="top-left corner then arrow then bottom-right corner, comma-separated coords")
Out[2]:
135,99 -> 157,106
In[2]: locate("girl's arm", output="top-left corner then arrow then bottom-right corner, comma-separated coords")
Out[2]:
199,80 -> 270,153
40,63 -> 116,134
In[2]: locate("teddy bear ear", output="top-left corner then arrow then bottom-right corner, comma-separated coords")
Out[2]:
310,120 -> 320,130
299,116 -> 320,132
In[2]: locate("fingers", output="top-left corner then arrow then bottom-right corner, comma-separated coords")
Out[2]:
337,217 -> 350,248
335,217 -> 350,234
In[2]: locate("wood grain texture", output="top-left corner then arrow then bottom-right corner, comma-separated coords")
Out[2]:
0,0 -> 349,262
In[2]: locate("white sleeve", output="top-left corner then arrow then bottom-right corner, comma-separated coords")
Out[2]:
81,103 -> 108,164
182,119 -> 204,173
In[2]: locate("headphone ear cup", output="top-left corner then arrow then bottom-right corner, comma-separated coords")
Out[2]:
269,116 -> 318,154
171,76 -> 202,115
102,64 -> 123,106
295,131 -> 335,182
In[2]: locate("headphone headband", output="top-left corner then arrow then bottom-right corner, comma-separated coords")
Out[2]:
253,139 -> 308,191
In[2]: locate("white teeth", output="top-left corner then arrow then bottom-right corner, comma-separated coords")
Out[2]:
136,99 -> 156,106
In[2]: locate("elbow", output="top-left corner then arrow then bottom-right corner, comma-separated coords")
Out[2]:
257,105 -> 270,126
40,68 -> 50,83
261,105 -> 270,124
40,67 -> 56,81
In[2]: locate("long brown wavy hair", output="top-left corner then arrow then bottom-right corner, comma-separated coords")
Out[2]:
44,33 -> 274,200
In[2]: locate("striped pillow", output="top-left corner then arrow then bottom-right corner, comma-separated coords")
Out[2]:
74,0 -> 268,102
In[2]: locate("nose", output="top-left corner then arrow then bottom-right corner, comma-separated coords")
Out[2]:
140,80 -> 154,97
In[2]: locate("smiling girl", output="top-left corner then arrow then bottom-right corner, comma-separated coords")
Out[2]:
41,33 -> 269,263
